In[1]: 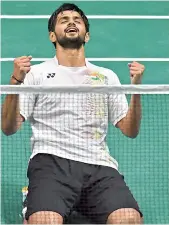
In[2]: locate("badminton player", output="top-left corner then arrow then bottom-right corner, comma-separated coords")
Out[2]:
2,3 -> 145,224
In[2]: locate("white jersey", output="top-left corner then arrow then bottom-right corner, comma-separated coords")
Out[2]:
20,56 -> 128,170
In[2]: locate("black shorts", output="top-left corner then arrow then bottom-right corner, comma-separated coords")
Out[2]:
26,153 -> 143,223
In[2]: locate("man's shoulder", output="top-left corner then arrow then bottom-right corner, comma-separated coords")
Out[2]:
24,57 -> 56,85
31,57 -> 56,73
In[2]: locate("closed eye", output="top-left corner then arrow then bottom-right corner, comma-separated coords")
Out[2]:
59,16 -> 69,24
61,20 -> 67,24
75,20 -> 81,24
73,16 -> 82,23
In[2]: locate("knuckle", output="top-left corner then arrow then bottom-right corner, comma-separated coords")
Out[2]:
20,67 -> 24,71
18,63 -> 23,69
14,59 -> 19,64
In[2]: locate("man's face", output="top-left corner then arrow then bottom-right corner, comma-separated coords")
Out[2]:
52,10 -> 89,49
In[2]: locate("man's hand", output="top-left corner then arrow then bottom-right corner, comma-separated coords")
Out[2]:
1,55 -> 32,135
12,55 -> 32,82
117,61 -> 145,138
128,61 -> 145,84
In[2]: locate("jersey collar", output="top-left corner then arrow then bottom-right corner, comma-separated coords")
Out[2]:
53,56 -> 91,68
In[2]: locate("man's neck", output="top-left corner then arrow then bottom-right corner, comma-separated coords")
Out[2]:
56,46 -> 86,67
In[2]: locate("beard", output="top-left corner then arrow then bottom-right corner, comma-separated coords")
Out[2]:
56,33 -> 85,50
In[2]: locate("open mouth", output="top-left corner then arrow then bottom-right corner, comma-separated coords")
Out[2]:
65,27 -> 78,33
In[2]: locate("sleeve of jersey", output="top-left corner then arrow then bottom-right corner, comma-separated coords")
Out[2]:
107,70 -> 129,126
19,71 -> 36,121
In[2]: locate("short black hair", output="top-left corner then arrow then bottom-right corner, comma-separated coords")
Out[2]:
48,3 -> 90,48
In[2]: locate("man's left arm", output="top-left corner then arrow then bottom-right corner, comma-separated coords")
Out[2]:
116,61 -> 145,138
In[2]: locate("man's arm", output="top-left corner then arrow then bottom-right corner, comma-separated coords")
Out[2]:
1,56 -> 32,136
116,61 -> 145,138
1,78 -> 24,136
116,94 -> 141,138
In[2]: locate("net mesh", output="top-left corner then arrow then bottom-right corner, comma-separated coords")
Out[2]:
1,85 -> 169,224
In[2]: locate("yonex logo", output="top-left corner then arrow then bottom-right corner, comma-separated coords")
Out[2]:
47,73 -> 56,78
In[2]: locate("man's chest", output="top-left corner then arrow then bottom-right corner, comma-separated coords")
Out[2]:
34,93 -> 109,121
40,69 -> 108,86
34,69 -> 109,117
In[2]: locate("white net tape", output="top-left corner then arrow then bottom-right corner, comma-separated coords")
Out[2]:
1,84 -> 169,94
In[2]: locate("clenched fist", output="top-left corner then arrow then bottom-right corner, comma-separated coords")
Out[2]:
128,61 -> 145,84
12,55 -> 32,83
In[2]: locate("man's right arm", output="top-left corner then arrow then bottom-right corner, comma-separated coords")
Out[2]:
1,56 -> 32,136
